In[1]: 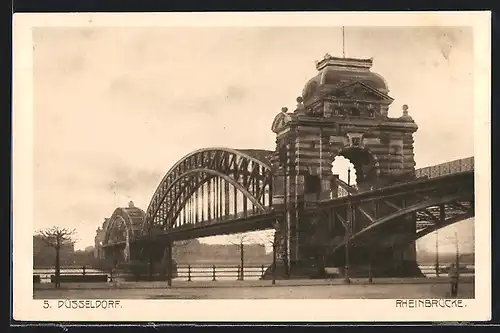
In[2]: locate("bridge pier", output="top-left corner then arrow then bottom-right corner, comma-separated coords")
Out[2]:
146,240 -> 177,282
160,239 -> 173,286
348,245 -> 422,278
148,252 -> 154,280
264,54 -> 425,279
263,201 -> 424,280
331,211 -> 423,278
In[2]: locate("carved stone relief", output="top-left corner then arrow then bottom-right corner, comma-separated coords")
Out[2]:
347,133 -> 364,148
335,82 -> 384,101
307,100 -> 382,118
323,102 -> 334,117
329,135 -> 346,145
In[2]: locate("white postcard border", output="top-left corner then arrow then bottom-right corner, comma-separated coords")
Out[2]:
12,11 -> 492,322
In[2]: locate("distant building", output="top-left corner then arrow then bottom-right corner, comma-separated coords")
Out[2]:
94,218 -> 110,259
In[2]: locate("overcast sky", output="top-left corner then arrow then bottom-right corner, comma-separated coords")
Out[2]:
32,26 -> 474,253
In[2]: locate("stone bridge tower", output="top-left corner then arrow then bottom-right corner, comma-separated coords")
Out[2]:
270,54 -> 418,277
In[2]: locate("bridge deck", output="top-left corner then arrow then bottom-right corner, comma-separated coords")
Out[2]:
103,209 -> 277,247
320,170 -> 473,208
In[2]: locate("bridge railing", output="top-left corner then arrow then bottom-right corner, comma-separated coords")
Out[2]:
415,157 -> 474,179
331,177 -> 358,199
337,187 -> 349,198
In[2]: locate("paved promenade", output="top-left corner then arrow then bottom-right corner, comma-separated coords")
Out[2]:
33,277 -> 474,299
34,276 -> 472,290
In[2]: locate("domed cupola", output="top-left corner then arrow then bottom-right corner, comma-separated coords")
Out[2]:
302,54 -> 390,101
298,53 -> 394,118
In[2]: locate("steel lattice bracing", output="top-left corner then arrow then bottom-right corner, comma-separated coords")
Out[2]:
414,200 -> 474,237
320,170 -> 474,264
141,148 -> 275,239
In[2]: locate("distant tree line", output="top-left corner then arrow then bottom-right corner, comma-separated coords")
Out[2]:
173,238 -> 270,264
34,234 -> 272,269
33,234 -> 97,268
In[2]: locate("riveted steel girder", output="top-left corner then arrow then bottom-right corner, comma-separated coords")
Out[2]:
142,148 -> 274,235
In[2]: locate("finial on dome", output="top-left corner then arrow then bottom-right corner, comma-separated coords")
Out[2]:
402,104 -> 409,116
128,200 -> 135,208
281,107 -> 288,113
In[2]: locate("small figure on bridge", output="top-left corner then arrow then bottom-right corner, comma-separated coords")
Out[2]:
82,265 -> 86,276
448,263 -> 460,297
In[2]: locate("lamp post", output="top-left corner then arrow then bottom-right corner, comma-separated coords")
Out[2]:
278,123 -> 291,279
166,239 -> 172,287
272,222 -> 279,285
455,231 -> 460,288
435,230 -> 440,277
447,231 -> 461,298
344,167 -> 352,284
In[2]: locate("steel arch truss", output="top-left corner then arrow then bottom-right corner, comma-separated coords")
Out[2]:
414,200 -> 474,237
103,206 -> 146,261
320,172 -> 474,256
363,195 -> 475,250
142,148 -> 274,235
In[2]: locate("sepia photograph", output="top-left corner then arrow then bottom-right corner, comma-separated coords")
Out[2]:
12,12 -> 491,322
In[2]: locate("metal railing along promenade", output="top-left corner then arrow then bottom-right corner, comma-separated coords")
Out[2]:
175,264 -> 270,281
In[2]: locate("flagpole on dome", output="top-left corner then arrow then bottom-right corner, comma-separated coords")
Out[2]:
342,26 -> 346,58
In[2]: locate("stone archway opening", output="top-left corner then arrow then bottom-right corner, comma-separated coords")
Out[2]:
331,147 -> 379,190
331,155 -> 357,186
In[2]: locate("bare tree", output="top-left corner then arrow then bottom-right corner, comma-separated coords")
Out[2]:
228,232 -> 253,280
36,226 -> 77,289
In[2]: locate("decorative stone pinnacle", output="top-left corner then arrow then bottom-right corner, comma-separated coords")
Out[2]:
402,104 -> 409,116
281,107 -> 288,113
296,97 -> 305,115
